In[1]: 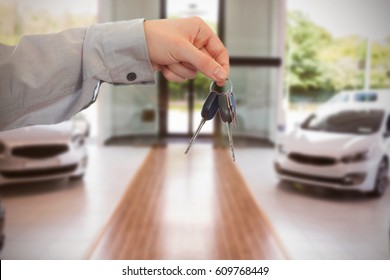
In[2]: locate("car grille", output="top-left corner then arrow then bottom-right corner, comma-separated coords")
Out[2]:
288,152 -> 337,166
275,167 -> 350,185
0,164 -> 77,179
12,144 -> 69,159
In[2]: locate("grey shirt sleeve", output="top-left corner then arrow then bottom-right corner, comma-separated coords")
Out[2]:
0,19 -> 155,131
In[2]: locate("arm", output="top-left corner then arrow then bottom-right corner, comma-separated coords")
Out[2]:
0,17 -> 229,131
0,19 -> 154,131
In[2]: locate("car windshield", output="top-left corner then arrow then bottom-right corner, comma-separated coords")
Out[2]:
301,109 -> 384,135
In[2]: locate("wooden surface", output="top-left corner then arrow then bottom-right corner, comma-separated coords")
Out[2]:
86,145 -> 287,259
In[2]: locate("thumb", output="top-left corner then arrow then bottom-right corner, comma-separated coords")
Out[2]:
177,43 -> 228,83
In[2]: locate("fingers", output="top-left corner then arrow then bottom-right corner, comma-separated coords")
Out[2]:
167,63 -> 197,80
176,43 -> 228,84
199,47 -> 229,86
164,44 -> 228,85
161,63 -> 197,83
172,17 -> 229,84
162,66 -> 185,83
145,17 -> 230,84
193,19 -> 230,77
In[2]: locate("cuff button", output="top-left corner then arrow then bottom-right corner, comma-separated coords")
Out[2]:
127,72 -> 137,81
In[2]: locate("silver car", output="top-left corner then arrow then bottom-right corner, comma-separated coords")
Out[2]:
0,119 -> 88,185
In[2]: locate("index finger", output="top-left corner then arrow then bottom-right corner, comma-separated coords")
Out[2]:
193,21 -> 230,77
203,37 -> 230,77
199,46 -> 229,86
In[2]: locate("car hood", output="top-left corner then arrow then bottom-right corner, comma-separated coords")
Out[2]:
0,122 -> 73,146
281,128 -> 378,157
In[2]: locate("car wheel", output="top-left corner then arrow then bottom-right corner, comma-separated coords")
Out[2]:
371,159 -> 388,197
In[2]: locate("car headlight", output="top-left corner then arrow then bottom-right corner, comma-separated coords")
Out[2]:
341,150 -> 370,164
71,134 -> 85,148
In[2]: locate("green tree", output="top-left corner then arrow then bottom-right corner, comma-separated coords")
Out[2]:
0,2 -> 96,45
287,10 -> 390,103
319,36 -> 366,91
286,11 -> 332,98
370,37 -> 390,89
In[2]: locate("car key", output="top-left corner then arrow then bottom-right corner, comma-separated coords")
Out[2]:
208,78 -> 237,161
218,91 -> 237,161
227,90 -> 238,127
185,91 -> 220,154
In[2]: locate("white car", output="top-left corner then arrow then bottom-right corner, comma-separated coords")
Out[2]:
0,119 -> 88,185
275,90 -> 390,197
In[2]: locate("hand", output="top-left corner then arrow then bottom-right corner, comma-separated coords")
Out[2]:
144,17 -> 229,85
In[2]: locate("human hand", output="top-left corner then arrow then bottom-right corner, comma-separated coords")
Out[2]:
144,17 -> 229,85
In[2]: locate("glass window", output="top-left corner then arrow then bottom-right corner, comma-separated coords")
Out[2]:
386,115 -> 390,133
111,85 -> 159,136
105,0 -> 160,140
301,109 -> 384,135
222,67 -> 279,139
167,0 -> 218,31
354,92 -> 378,102
167,0 -> 219,134
0,0 -> 97,44
225,0 -> 281,57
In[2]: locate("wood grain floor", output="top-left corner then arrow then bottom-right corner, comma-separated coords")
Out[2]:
86,145 -> 287,259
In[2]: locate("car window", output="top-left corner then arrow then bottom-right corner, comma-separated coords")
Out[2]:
386,115 -> 390,133
301,109 -> 384,135
354,92 -> 377,102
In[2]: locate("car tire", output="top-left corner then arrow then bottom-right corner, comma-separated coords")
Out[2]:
371,159 -> 388,198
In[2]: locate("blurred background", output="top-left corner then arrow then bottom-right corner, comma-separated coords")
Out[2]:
0,0 -> 389,260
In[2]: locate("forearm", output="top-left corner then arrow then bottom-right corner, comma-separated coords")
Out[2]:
0,19 -> 154,131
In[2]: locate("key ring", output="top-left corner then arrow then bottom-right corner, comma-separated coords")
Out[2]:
209,78 -> 233,94
185,77 -> 237,161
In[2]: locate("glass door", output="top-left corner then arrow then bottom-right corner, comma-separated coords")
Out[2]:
166,0 -> 219,136
161,0 -> 284,143
221,0 -> 284,142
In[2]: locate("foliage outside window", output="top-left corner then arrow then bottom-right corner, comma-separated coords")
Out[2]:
0,0 -> 96,45
287,11 -> 390,104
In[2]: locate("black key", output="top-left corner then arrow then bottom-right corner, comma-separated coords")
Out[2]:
215,80 -> 237,161
218,93 -> 233,123
185,91 -> 219,154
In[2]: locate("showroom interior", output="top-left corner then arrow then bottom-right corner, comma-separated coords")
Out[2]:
0,0 -> 389,259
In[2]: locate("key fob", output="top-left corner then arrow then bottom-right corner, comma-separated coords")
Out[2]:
218,93 -> 233,123
229,91 -> 236,111
201,91 -> 219,120
228,91 -> 238,126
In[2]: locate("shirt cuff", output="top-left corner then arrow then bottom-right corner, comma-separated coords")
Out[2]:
100,19 -> 155,85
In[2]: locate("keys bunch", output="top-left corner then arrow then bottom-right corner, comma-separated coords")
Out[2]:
185,78 -> 237,161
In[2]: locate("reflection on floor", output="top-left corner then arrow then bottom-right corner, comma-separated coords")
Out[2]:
236,147 -> 390,260
0,145 -> 150,259
87,146 -> 287,259
1,143 -> 389,259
